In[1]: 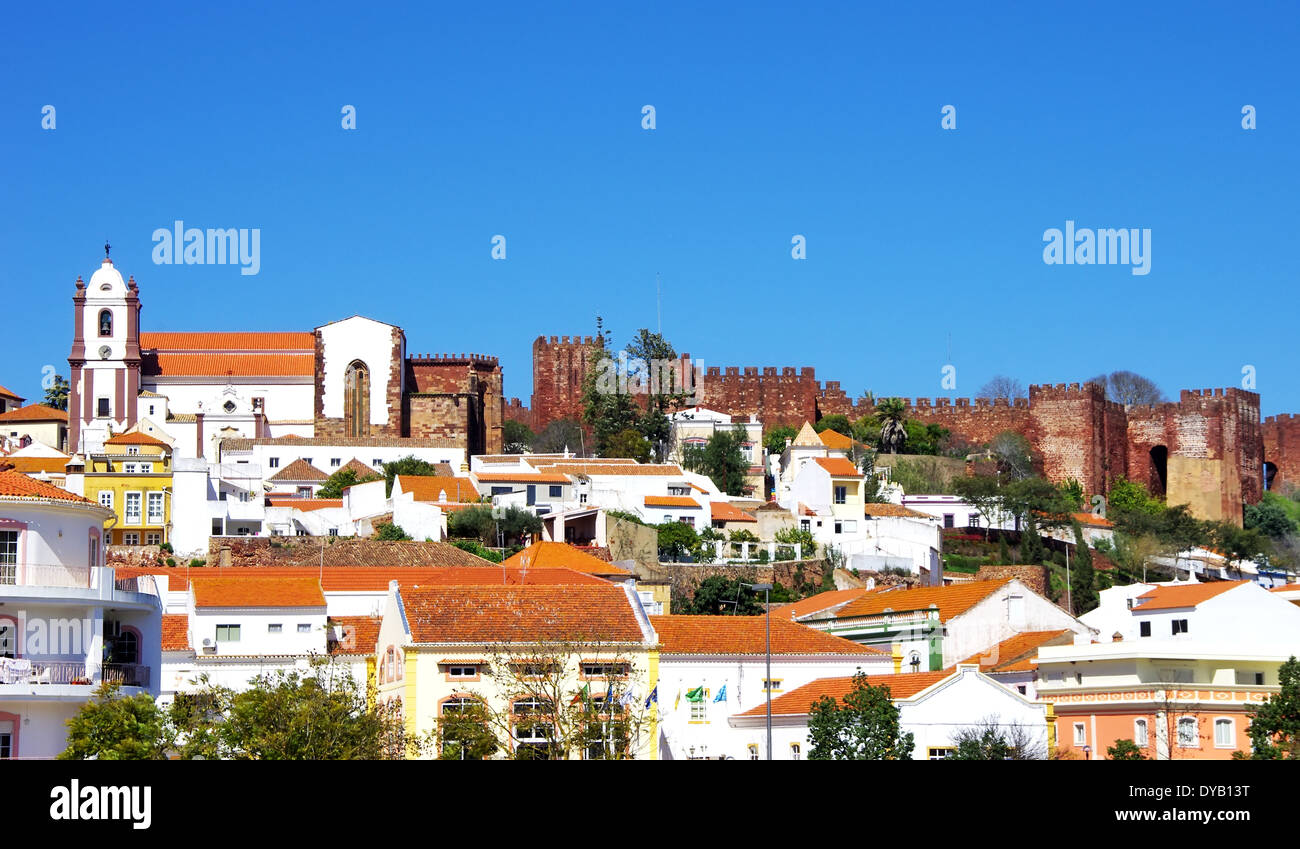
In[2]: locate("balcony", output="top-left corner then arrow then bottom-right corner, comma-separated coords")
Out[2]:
0,563 -> 92,590
0,659 -> 150,689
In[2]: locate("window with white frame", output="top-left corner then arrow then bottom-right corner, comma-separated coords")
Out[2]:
126,447 -> 140,456
690,700 -> 708,723
0,530 -> 17,584
123,463 -> 137,475
88,535 -> 99,569
834,486 -> 847,505
124,492 -> 142,524
147,492 -> 164,524
1134,718 -> 1149,747
447,665 -> 478,679
145,533 -> 161,546
269,457 -> 280,469
123,532 -> 139,545
298,624 -> 311,633
99,491 -> 114,509
268,624 -> 282,633
330,458 -> 341,467
790,743 -> 801,760
928,747 -> 955,760
1177,717 -> 1198,747
216,624 -> 240,643
1073,723 -> 1086,746
1214,718 -> 1234,748
747,744 -> 759,760
1172,619 -> 1189,635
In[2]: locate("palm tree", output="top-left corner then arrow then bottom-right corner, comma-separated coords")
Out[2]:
875,398 -> 907,454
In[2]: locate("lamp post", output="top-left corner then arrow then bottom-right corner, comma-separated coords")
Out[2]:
742,582 -> 773,760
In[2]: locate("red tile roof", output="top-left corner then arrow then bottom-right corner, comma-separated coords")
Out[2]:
644,495 -> 700,508
710,502 -> 757,523
863,503 -> 934,519
328,616 -> 382,655
650,615 -> 884,655
834,579 -> 1012,622
814,457 -> 862,477
141,332 -> 316,351
534,462 -> 686,477
143,353 -> 314,377
0,385 -> 23,401
0,456 -> 72,475
1133,581 -> 1247,611
472,471 -> 572,484
1071,512 -> 1114,529
397,475 -> 480,503
817,429 -> 856,451
104,431 -> 172,447
161,615 -> 191,651
0,470 -> 93,503
191,577 -> 327,608
736,670 -> 957,717
337,458 -> 381,480
267,498 -> 344,512
501,541 -> 631,576
0,404 -> 68,423
119,565 -> 606,592
400,584 -> 646,643
268,458 -> 329,482
958,630 -> 1073,672
773,588 -> 875,621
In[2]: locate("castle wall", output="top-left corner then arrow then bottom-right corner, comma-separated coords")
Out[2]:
1263,414 -> 1300,494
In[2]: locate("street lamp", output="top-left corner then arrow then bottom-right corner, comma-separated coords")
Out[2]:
742,582 -> 773,760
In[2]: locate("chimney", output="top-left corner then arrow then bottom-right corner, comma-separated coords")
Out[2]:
1112,632 -> 1123,643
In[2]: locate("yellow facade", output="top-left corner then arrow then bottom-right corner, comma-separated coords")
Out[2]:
86,441 -> 173,545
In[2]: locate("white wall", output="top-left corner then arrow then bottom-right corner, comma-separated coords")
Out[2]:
317,317 -> 399,426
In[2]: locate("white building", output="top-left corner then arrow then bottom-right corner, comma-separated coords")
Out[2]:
1081,579 -> 1300,645
668,407 -> 764,496
0,471 -> 162,759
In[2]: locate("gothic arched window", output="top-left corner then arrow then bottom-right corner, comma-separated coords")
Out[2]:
345,361 -> 370,438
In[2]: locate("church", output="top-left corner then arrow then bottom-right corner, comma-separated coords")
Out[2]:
67,249 -> 504,461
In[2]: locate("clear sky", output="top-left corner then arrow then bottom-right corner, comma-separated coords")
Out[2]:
2,2 -> 1296,415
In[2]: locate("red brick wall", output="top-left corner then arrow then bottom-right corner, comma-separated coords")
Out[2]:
404,354 -> 503,455
1264,414 -> 1300,494
695,366 -> 821,428
529,335 -> 601,429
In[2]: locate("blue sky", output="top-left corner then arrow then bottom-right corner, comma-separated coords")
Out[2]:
2,2 -> 1296,415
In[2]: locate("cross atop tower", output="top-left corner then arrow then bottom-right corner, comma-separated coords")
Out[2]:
104,240 -> 111,259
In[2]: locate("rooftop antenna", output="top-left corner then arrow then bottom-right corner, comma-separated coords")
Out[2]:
656,272 -> 662,335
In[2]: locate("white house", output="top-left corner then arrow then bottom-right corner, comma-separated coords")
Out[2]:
1081,579 -> 1300,645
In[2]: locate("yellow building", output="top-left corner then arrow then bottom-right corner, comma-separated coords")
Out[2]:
84,431 -> 174,545
375,573 -> 659,759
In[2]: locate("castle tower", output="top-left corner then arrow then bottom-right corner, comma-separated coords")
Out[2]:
68,247 -> 142,455
530,335 -> 602,430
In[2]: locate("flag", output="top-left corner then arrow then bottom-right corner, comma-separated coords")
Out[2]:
645,684 -> 658,709
674,686 -> 681,710
604,681 -> 614,706
619,687 -> 636,708
685,686 -> 705,703
713,684 -> 727,703
571,682 -> 590,705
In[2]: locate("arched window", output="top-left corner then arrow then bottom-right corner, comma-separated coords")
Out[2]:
344,361 -> 370,438
98,309 -> 113,336
1177,716 -> 1198,748
1133,718 -> 1149,747
1214,718 -> 1235,748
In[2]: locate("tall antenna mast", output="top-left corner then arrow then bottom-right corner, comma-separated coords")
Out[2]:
656,272 -> 662,335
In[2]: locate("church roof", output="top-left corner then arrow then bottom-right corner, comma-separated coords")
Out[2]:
791,422 -> 823,447
268,458 -> 329,482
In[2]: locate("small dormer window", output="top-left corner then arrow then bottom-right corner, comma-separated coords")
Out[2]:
98,309 -> 113,336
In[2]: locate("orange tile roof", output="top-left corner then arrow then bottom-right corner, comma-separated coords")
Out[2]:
774,588 -> 875,620
400,584 -> 646,644
0,470 -> 93,503
958,630 -> 1073,672
328,616 -> 382,655
0,456 -> 71,475
151,565 -> 604,591
1270,584 -> 1299,593
140,331 -> 316,350
0,385 -> 23,400
644,495 -> 700,508
143,353 -> 314,377
104,431 -> 172,447
736,670 -> 956,717
472,471 -> 572,484
650,615 -> 884,655
814,457 -> 862,476
0,404 -> 68,423
863,503 -> 934,519
338,458 -> 381,480
1133,581 -> 1247,611
191,577 -> 326,608
710,501 -> 757,523
1070,512 -> 1114,528
501,541 -> 631,576
268,458 -> 329,482
535,462 -> 686,476
114,567 -> 191,591
817,429 -> 856,451
267,498 -> 344,512
397,475 -> 480,503
161,615 -> 191,652
834,579 -> 1011,622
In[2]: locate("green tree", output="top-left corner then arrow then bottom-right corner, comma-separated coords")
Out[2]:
318,467 -> 381,499
374,521 -> 412,541
60,682 -> 170,760
774,526 -> 816,560
1019,513 -> 1046,565
851,415 -> 882,447
989,430 -> 1036,479
763,425 -> 799,456
1246,496 -> 1299,540
1209,522 -> 1270,577
532,418 -> 586,455
874,398 -> 907,454
807,673 -> 914,760
951,727 -> 1013,760
497,504 -> 543,545
447,505 -> 497,542
44,373 -> 70,411
681,426 -> 749,496
684,576 -> 765,615
814,414 -> 852,437
382,455 -> 444,496
1107,738 -> 1148,760
625,329 -> 686,460
951,474 -> 1004,540
604,428 -> 653,463
901,420 -> 949,456
1244,656 -> 1300,759
503,420 -> 534,454
581,326 -> 640,457
1070,520 -> 1098,614
657,521 -> 699,562
436,700 -> 500,760
1107,476 -> 1162,516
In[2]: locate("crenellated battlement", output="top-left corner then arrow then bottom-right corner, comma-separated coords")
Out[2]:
409,352 -> 500,366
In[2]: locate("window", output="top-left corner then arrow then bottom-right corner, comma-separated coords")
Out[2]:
834,485 -> 847,505
216,624 -> 240,643
747,744 -> 759,760
928,747 -> 955,760
1214,718 -> 1234,748
0,720 -> 12,759
1139,621 -> 1151,637
108,628 -> 138,664
679,516 -> 694,527
790,743 -> 801,760
123,532 -> 139,545
98,309 -> 113,336
1073,723 -> 1086,746
126,447 -> 140,456
1177,717 -> 1198,747
147,492 -> 164,524
297,624 -> 311,633
252,397 -> 264,412
372,459 -> 383,468
968,515 -> 981,528
514,722 -> 553,758
1134,718 -> 1149,747
269,457 -> 280,469
303,458 -> 312,466
123,463 -> 137,475
582,663 -> 629,678
98,491 -> 114,509
800,519 -> 810,532
222,400 -> 236,413
447,665 -> 478,679
97,398 -> 111,418
549,485 -> 563,498
88,534 -> 100,569
0,622 -> 15,657
762,679 -> 782,692
834,521 -> 842,535
268,624 -> 282,633
145,533 -> 160,546
147,405 -> 155,417
297,486 -> 312,497
1016,685 -> 1027,695
491,486 -> 511,496
943,514 -> 955,528
579,494 -> 587,504
327,528 -> 339,537
124,492 -> 142,524
690,700 -> 708,723
1172,619 -> 1189,635
330,458 -> 341,467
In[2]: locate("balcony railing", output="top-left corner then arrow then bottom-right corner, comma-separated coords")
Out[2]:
0,659 -> 150,688
0,563 -> 92,590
